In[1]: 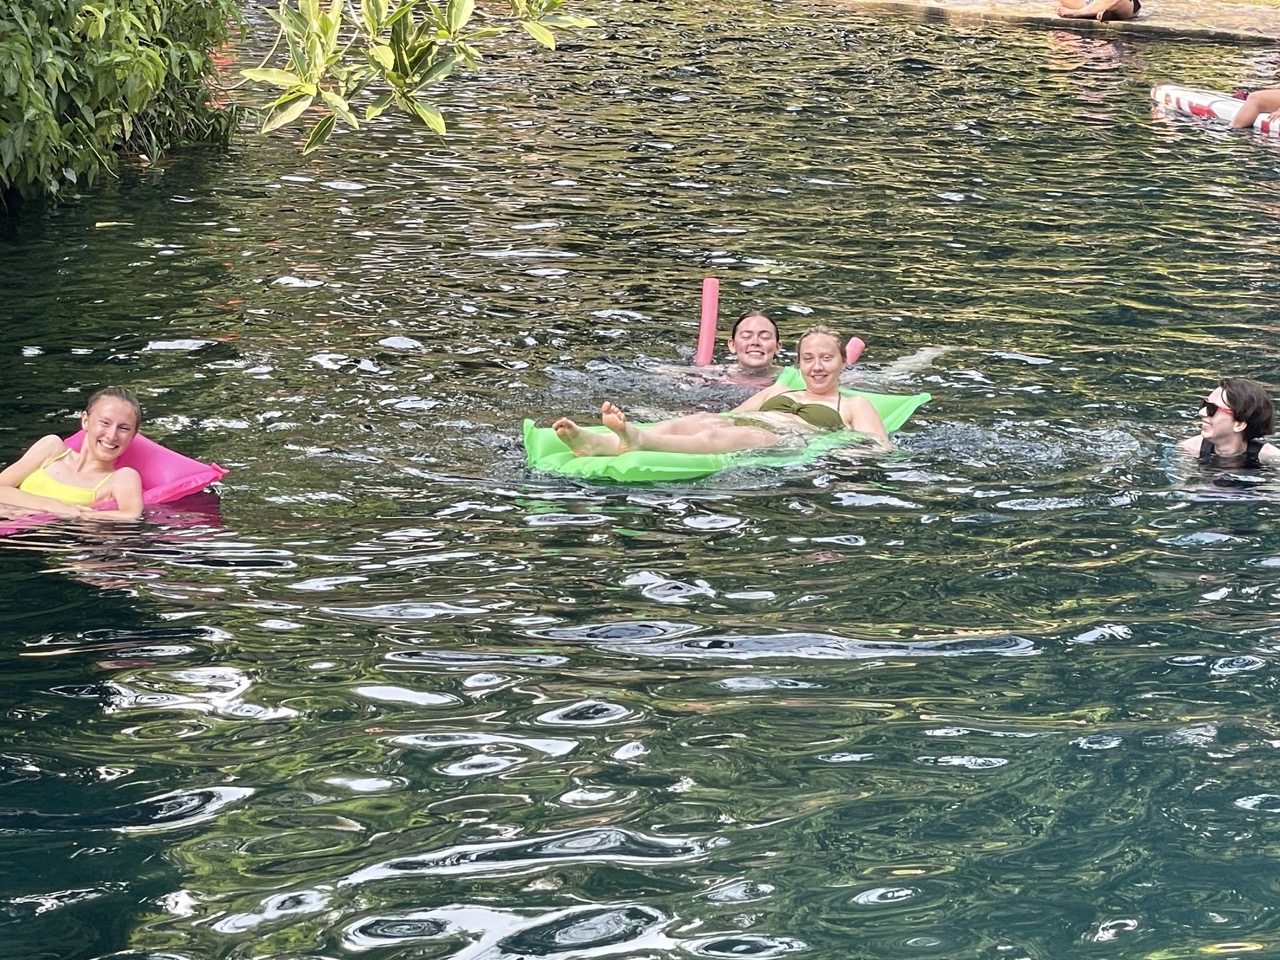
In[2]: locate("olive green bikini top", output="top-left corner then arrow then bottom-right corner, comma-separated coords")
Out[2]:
758,392 -> 844,431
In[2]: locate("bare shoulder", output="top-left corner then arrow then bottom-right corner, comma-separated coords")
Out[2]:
112,465 -> 143,488
1175,436 -> 1201,456
10,435 -> 64,468
0,435 -> 66,480
28,435 -> 68,458
843,394 -> 882,429
1260,442 -> 1280,464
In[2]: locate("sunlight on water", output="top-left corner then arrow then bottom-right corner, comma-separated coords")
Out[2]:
3,2 -> 1280,958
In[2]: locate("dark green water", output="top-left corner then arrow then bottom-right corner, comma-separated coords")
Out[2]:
4,3 -> 1280,958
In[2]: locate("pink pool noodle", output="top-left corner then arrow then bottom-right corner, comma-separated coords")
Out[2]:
846,336 -> 865,365
694,277 -> 719,366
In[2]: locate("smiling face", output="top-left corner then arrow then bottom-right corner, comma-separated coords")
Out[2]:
1197,385 -> 1246,447
81,396 -> 139,463
797,331 -> 843,394
726,314 -> 780,373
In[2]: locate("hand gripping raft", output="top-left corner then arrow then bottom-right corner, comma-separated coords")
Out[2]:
523,369 -> 930,482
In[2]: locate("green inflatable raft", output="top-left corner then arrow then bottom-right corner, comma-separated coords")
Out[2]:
523,368 -> 930,482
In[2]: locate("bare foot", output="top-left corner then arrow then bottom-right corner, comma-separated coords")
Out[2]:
600,402 -> 643,454
552,417 -> 619,457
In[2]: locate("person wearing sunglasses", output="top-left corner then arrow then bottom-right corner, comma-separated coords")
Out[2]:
1177,378 -> 1280,468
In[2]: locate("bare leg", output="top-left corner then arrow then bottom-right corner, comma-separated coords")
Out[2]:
601,402 -> 779,455
1056,0 -> 1136,19
1230,88 -> 1280,129
553,417 -> 621,457
876,346 -> 953,382
600,402 -> 642,454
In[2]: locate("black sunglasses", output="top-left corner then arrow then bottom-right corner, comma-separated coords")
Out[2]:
1197,397 -> 1234,418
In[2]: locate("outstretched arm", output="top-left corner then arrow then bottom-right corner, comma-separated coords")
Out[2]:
1175,436 -> 1202,457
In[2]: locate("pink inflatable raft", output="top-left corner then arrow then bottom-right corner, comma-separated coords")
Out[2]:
1151,84 -> 1280,136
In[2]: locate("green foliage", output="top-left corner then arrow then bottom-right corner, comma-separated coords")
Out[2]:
0,0 -> 240,205
0,0 -> 596,202
243,0 -> 596,153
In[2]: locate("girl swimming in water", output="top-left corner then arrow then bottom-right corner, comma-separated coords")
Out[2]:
0,386 -> 145,519
1177,378 -> 1280,468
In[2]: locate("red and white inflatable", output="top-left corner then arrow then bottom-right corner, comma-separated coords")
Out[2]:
1151,84 -> 1280,137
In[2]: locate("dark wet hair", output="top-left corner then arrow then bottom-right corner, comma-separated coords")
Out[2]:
85,386 -> 142,424
729,310 -> 779,339
1219,377 -> 1274,440
796,324 -> 845,357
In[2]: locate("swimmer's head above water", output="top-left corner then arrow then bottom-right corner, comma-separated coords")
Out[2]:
1209,378 -> 1275,441
726,310 -> 781,376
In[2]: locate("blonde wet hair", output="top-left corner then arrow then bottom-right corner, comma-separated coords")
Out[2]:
85,386 -> 142,424
796,324 -> 846,357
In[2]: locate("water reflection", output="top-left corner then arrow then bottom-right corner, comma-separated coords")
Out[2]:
4,3 -> 1280,959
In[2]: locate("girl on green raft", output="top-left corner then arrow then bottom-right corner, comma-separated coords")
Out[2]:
553,326 -> 892,456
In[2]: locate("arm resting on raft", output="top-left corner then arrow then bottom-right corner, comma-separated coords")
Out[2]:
0,436 -> 85,517
0,435 -> 144,520
83,467 -> 144,520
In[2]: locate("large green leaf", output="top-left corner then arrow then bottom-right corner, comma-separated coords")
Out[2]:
384,3 -> 415,27
409,98 -> 445,134
320,88 -> 358,127
521,21 -> 555,50
262,93 -> 314,131
369,43 -> 394,71
415,52 -> 456,88
364,91 -> 393,120
241,67 -> 304,87
302,112 -> 336,153
446,0 -> 474,34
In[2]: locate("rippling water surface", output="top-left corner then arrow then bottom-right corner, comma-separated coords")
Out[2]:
4,3 -> 1280,958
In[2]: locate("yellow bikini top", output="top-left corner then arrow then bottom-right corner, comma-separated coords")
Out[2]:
18,449 -> 111,505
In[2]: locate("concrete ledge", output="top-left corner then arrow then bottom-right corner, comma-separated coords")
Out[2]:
841,0 -> 1280,43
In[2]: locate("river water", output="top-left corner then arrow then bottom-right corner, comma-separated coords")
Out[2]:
3,3 -> 1280,958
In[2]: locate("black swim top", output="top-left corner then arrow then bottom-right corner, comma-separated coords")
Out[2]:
758,392 -> 844,430
1199,437 -> 1264,469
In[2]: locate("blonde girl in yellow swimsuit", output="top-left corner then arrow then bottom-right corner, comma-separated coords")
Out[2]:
0,386 -> 145,520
